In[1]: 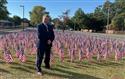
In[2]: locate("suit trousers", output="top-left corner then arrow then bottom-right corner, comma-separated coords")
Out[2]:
36,42 -> 51,72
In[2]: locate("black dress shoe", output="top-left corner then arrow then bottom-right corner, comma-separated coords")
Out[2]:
45,65 -> 50,69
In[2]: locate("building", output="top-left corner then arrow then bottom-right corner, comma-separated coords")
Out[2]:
21,18 -> 30,27
0,20 -> 15,28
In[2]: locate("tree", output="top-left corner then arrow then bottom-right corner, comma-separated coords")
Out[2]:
62,10 -> 70,29
52,18 -> 62,29
102,0 -> 114,24
115,0 -> 125,13
8,17 -> 13,22
65,18 -> 74,30
12,15 -> 21,25
93,6 -> 107,31
72,8 -> 87,30
29,6 -> 48,26
0,0 -> 9,20
111,13 -> 125,31
58,9 -> 71,31
85,6 -> 107,31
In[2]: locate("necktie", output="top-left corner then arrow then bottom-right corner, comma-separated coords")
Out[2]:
43,23 -> 48,31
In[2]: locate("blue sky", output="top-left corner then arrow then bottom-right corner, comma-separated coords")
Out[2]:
7,0 -> 114,20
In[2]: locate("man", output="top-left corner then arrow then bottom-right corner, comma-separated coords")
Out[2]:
36,14 -> 55,75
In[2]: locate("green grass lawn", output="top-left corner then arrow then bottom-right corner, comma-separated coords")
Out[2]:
0,53 -> 125,79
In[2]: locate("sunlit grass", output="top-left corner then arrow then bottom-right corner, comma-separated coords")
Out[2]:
0,52 -> 125,79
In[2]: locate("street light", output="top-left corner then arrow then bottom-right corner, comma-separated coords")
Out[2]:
20,5 -> 24,30
106,0 -> 110,30
107,7 -> 110,30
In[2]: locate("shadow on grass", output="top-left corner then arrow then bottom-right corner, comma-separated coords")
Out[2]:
11,62 -> 21,66
44,67 -> 102,79
26,60 -> 35,65
93,61 -> 123,67
57,64 -> 72,69
92,56 -> 123,67
0,61 -> 6,64
0,68 -> 12,74
75,64 -> 98,69
70,61 -> 101,68
73,59 -> 123,68
10,66 -> 33,73
22,65 -> 35,70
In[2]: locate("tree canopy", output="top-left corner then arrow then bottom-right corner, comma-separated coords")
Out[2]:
0,0 -> 9,20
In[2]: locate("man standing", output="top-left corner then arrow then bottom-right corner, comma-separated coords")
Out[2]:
36,14 -> 55,75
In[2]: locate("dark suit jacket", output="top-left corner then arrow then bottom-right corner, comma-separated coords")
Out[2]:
37,23 -> 55,46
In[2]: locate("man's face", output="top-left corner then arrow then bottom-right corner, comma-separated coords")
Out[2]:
44,16 -> 50,24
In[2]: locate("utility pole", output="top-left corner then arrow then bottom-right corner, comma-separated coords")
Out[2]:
20,5 -> 24,30
106,0 -> 110,30
107,5 -> 110,30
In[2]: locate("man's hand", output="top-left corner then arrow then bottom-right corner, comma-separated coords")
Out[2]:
48,40 -> 51,45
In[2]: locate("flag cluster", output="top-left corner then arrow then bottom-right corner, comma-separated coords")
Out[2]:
0,30 -> 125,63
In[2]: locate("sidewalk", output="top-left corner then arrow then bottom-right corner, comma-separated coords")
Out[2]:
0,29 -> 22,36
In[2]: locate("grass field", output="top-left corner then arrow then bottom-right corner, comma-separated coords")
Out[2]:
1,30 -> 125,79
0,53 -> 125,79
